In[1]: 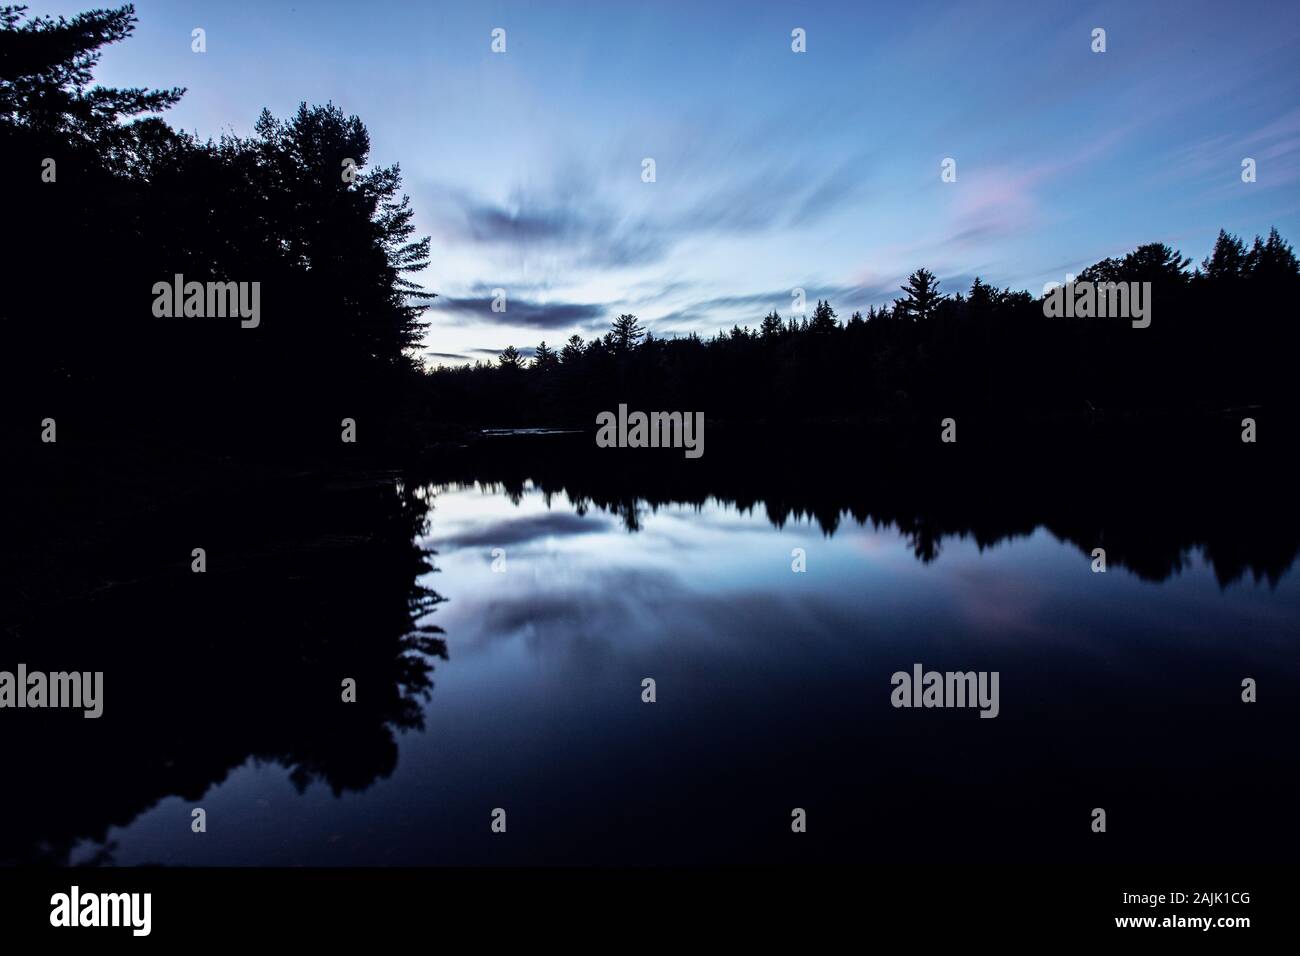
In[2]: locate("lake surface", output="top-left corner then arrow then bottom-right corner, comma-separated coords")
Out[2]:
5,435 -> 1290,867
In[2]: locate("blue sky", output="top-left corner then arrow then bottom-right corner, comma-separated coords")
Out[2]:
47,0 -> 1300,363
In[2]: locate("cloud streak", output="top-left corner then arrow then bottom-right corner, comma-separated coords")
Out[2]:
430,295 -> 609,330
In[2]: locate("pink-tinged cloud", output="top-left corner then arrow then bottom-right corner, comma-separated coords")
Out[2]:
947,166 -> 1039,246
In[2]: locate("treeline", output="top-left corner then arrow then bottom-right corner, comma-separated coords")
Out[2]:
0,4 -> 433,454
6,5 -> 1298,450
428,231 -> 1300,426
415,427 -> 1300,586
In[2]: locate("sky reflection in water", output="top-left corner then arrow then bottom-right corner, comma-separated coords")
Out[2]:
74,480 -> 1300,866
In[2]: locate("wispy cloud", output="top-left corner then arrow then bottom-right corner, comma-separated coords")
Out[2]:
429,295 -> 608,330
422,147 -> 873,282
424,180 -> 669,271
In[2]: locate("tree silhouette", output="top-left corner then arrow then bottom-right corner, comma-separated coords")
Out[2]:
1,3 -> 433,455
1252,226 -> 1300,281
498,345 -> 525,370
5,5 -> 1299,450
561,334 -> 585,363
760,310 -> 784,338
533,341 -> 558,371
809,299 -> 838,333
425,229 -> 1299,430
0,4 -> 183,148
610,313 -> 646,352
897,268 -> 945,322
1201,229 -> 1248,280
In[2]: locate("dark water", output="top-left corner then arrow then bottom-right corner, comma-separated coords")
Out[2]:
4,431 -> 1299,866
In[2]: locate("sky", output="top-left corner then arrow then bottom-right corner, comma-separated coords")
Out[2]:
44,0 -> 1300,365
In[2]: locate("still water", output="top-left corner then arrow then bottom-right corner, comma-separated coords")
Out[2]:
41,468 -> 1298,867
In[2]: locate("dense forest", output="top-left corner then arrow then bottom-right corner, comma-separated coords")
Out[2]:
1,4 -> 434,455
428,232 -> 1300,427
4,3 -> 1298,455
